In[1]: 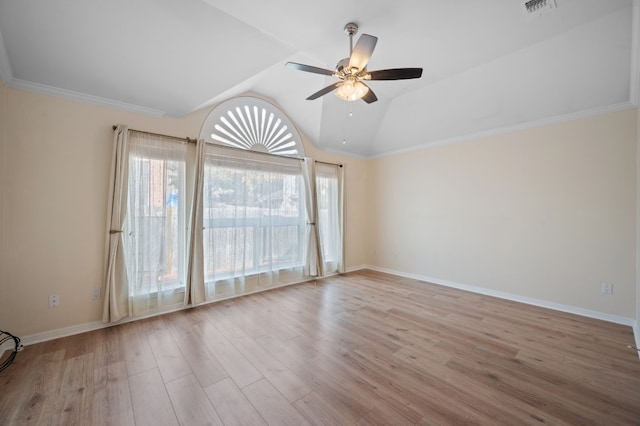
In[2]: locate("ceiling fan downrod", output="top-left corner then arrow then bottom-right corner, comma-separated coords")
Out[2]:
344,22 -> 358,56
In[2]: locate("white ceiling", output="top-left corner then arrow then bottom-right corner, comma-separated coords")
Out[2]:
0,0 -> 637,157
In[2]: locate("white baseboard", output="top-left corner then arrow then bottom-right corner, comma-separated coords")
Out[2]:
3,267 -> 638,360
0,276 -> 322,357
363,265 -> 637,327
20,321 -> 107,347
345,264 -> 367,273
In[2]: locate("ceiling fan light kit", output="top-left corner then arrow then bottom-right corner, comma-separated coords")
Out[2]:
335,78 -> 369,101
286,22 -> 423,104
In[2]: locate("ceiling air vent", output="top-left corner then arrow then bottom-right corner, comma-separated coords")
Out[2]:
522,0 -> 557,19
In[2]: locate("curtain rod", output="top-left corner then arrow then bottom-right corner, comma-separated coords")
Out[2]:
112,125 -> 342,167
112,125 -> 197,144
315,160 -> 343,168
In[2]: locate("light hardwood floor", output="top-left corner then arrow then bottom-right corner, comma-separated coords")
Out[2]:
1,270 -> 639,425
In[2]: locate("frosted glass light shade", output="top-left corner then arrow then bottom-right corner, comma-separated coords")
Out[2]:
335,80 -> 369,101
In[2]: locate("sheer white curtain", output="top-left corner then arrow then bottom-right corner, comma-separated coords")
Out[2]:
187,138 -> 206,306
201,144 -> 307,301
102,125 -> 131,323
301,158 -> 321,277
122,131 -> 193,317
316,162 -> 345,275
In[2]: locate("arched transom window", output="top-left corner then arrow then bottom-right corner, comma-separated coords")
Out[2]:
200,96 -> 304,157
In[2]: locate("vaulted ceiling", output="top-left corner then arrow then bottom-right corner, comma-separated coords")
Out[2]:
0,0 -> 637,157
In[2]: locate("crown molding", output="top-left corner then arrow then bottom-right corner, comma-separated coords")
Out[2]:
5,78 -> 167,117
367,101 -> 638,160
0,28 -> 165,117
0,28 -> 167,118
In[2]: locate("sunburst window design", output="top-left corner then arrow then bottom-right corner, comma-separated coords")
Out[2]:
200,97 -> 304,157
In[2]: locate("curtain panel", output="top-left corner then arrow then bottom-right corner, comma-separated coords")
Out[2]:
199,144 -> 307,302
187,138 -> 206,306
315,162 -> 345,275
103,129 -> 195,322
124,132 -> 193,317
301,158 -> 322,277
102,125 -> 131,322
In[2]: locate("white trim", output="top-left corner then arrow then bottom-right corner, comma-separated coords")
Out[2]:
15,300 -> 203,348
0,273 -> 325,358
4,265 -> 637,349
633,322 -> 640,359
320,146 -> 370,161
5,78 -> 167,117
15,320 -> 106,347
0,270 -> 350,358
362,265 -> 637,327
0,276 -> 320,353
346,264 -> 367,273
367,102 -> 638,160
3,267 -> 637,359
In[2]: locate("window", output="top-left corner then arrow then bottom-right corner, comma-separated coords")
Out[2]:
123,133 -> 190,312
105,100 -> 343,322
316,163 -> 343,275
202,146 -> 306,297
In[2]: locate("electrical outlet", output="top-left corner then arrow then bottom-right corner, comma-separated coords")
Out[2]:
601,282 -> 612,295
49,294 -> 60,308
92,288 -> 101,300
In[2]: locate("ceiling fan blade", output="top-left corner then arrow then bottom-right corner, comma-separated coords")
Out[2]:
361,83 -> 378,104
286,62 -> 335,76
366,68 -> 423,80
306,82 -> 342,100
348,34 -> 378,71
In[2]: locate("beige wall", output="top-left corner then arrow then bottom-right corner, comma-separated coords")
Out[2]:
0,85 -> 367,337
368,109 -> 637,319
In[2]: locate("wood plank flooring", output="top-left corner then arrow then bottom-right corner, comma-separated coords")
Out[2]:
1,270 -> 639,425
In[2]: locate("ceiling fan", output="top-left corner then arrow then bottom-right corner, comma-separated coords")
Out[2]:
286,22 -> 423,104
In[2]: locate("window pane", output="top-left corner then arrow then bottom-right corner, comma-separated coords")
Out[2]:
203,152 -> 305,283
124,139 -> 187,298
316,164 -> 341,273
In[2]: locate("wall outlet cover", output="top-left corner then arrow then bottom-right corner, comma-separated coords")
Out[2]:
49,294 -> 60,307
